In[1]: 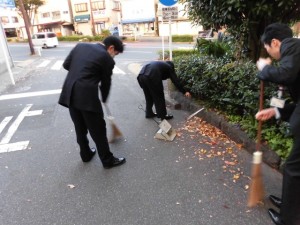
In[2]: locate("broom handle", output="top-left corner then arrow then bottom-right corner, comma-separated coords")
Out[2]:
256,81 -> 264,152
103,103 -> 112,117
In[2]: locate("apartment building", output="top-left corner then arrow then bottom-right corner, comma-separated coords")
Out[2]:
71,0 -> 121,36
34,0 -> 73,36
120,0 -> 201,37
0,2 -> 23,38
0,0 -> 201,39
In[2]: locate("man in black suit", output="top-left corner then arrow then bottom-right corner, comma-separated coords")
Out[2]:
137,61 -> 191,120
59,36 -> 126,169
255,23 -> 300,225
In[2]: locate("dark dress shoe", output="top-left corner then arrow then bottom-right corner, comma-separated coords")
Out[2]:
269,195 -> 282,208
103,157 -> 126,169
146,113 -> 157,118
81,147 -> 96,162
161,114 -> 173,120
268,208 -> 285,225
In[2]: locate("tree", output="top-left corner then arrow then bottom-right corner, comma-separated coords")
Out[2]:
15,0 -> 44,28
181,0 -> 300,61
16,0 -> 43,55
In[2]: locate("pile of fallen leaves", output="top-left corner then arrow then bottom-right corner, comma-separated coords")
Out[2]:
177,116 -> 249,188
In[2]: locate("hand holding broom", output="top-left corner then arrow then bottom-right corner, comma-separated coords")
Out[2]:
247,80 -> 265,207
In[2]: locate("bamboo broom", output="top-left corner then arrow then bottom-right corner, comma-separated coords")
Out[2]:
247,81 -> 265,207
103,103 -> 123,143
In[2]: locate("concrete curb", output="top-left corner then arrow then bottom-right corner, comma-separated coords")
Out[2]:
127,62 -> 281,169
167,90 -> 282,170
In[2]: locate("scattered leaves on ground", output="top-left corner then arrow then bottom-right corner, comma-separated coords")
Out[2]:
176,116 -> 247,186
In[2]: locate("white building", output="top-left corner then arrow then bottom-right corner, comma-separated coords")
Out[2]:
0,3 -> 23,38
120,0 -> 202,37
0,0 -> 203,39
71,0 -> 121,36
34,0 -> 73,36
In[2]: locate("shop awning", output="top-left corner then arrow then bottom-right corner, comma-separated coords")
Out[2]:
121,18 -> 155,24
94,18 -> 109,23
62,22 -> 73,26
74,15 -> 90,23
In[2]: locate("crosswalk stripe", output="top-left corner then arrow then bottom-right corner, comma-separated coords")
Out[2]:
51,60 -> 64,70
31,60 -> 126,73
37,60 -> 51,68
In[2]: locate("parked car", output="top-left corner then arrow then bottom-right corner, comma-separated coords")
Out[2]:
32,32 -> 58,48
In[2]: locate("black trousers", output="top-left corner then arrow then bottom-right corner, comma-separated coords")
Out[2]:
69,107 -> 113,164
138,75 -> 167,118
280,105 -> 300,225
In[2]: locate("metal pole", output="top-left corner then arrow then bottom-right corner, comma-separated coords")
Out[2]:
161,18 -> 165,60
0,21 -> 15,85
168,19 -> 172,60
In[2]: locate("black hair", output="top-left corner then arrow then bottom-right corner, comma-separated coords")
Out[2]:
261,23 -> 293,45
103,36 -> 124,53
165,61 -> 175,71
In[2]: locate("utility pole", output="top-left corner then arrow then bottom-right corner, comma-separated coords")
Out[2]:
89,0 -> 96,36
18,0 -> 35,55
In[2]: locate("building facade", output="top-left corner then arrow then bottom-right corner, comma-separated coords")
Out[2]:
0,0 -> 202,39
72,0 -> 121,36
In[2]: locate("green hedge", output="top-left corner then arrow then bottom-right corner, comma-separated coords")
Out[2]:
157,49 -> 198,59
172,34 -> 194,42
173,54 -> 292,159
58,35 -> 105,42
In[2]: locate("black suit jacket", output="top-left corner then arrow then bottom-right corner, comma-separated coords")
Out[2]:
137,61 -> 186,94
258,38 -> 300,121
59,43 -> 115,113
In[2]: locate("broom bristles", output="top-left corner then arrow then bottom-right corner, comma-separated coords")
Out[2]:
247,151 -> 265,207
108,123 -> 123,143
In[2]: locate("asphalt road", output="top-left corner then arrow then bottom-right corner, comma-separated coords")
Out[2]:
0,41 -> 282,225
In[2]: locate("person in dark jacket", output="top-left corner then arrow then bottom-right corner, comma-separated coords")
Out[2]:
255,23 -> 300,225
137,61 -> 191,120
58,36 -> 126,169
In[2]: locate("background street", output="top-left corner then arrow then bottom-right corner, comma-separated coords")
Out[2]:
0,41 -> 282,225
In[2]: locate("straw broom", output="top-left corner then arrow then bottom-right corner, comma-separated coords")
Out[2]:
247,81 -> 265,207
103,103 -> 123,143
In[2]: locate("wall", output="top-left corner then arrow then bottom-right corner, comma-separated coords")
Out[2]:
0,21 -> 14,89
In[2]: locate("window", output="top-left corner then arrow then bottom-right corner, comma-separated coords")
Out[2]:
63,11 -> 68,14
112,1 -> 120,10
91,1 -> 105,10
1,16 -> 9,23
37,34 -> 45,39
75,3 -> 88,12
47,33 -> 56,38
11,17 -> 19,23
41,12 -> 50,18
52,11 -> 61,19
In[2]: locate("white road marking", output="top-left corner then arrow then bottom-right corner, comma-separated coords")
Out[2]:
113,66 -> 126,74
37,60 -> 51,67
0,117 -> 13,133
0,141 -> 30,153
0,104 -> 42,144
51,60 -> 64,70
0,89 -> 62,101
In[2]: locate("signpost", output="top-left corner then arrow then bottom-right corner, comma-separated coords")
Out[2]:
159,0 -> 178,60
0,0 -> 15,8
159,0 -> 177,6
162,6 -> 178,21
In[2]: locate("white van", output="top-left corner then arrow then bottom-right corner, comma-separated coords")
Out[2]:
32,32 -> 59,48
